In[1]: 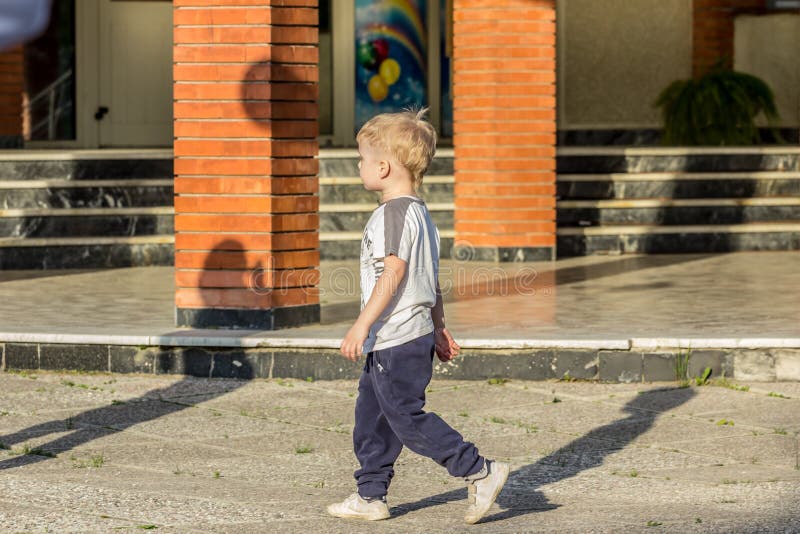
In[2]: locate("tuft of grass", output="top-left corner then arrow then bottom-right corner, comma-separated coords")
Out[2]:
295,445 -> 314,454
551,396 -> 562,404
276,379 -> 294,388
213,470 -> 221,479
630,469 -> 639,477
716,419 -> 735,426
137,525 -> 158,530
675,350 -> 691,387
14,444 -> 56,458
9,370 -> 38,380
695,367 -> 712,386
487,378 -> 509,386
767,392 -> 790,399
646,520 -> 662,527
489,416 -> 507,424
774,428 -> 787,435
710,375 -> 749,392
457,411 -> 469,417
515,421 -> 538,433
72,453 -> 104,468
305,376 -> 314,382
559,372 -> 577,382
111,400 -> 125,406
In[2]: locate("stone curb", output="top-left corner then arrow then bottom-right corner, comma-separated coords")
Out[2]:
2,341 -> 799,382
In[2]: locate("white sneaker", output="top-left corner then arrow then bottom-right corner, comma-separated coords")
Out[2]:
326,493 -> 390,521
464,460 -> 509,524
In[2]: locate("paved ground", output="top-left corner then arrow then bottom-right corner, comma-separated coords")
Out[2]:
0,252 -> 798,347
1,371 -> 798,532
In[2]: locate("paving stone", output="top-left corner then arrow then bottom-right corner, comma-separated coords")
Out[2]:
109,346 -> 156,374
39,343 -> 108,372
1,371 -> 800,532
4,343 -> 38,370
735,350 -> 777,381
599,351 -> 642,383
643,352 -> 677,381
775,349 -> 800,381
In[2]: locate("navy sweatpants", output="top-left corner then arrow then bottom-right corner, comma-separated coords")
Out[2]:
353,332 -> 484,499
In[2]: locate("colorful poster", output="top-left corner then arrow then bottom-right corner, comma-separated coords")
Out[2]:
439,0 -> 452,138
355,0 -> 428,131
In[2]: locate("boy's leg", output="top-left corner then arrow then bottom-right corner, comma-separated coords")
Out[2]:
370,333 -> 485,478
353,353 -> 404,500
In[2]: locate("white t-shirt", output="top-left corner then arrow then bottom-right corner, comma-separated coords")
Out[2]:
359,196 -> 439,353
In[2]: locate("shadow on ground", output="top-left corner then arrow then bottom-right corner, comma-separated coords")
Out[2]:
391,386 -> 696,523
0,361 -> 255,471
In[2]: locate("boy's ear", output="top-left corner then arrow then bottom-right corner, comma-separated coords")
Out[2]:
378,159 -> 390,178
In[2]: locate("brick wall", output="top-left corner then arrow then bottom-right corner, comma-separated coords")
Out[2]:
693,0 -> 766,77
0,47 -> 23,146
451,0 -> 557,262
173,0 -> 320,329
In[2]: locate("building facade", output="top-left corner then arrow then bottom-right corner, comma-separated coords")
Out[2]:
2,0 -> 799,329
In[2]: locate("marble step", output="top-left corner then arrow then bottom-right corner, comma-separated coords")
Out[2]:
0,207 -> 174,238
557,172 -> 800,200
0,179 -> 174,209
320,230 -> 456,260
557,222 -> 800,256
319,202 -> 453,232
319,149 -> 454,177
557,198 -> 800,226
0,158 -> 172,180
0,235 -> 174,269
319,176 -> 453,204
557,147 -> 800,174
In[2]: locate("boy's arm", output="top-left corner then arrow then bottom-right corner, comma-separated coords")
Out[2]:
433,280 -> 460,362
340,254 -> 407,361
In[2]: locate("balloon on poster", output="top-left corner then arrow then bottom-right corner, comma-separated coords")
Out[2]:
355,0 -> 427,129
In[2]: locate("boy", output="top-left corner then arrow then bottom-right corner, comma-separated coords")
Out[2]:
328,109 -> 509,524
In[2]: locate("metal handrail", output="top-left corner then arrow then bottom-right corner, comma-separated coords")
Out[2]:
24,68 -> 74,140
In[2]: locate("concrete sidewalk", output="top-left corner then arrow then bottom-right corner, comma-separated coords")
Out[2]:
1,371 -> 798,532
1,251 -> 799,346
0,251 -> 799,381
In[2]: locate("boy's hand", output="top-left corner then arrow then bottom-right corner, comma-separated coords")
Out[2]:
340,322 -> 369,362
434,327 -> 460,362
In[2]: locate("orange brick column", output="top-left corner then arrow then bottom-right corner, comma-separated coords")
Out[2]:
692,0 -> 766,77
451,0 -> 557,262
0,48 -> 23,148
173,0 -> 320,329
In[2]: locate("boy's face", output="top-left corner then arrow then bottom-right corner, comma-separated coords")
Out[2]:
357,140 -> 388,192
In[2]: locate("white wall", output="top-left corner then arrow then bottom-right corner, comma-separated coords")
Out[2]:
557,0 -> 692,129
735,14 -> 800,127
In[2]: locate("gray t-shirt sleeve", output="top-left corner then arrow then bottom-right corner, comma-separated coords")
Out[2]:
383,198 -> 417,262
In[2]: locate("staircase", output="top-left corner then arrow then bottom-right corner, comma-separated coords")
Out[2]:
556,147 -> 800,256
0,150 -> 174,269
319,149 -> 455,259
2,146 -> 798,269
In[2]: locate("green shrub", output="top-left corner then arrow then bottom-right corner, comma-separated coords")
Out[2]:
655,63 -> 781,146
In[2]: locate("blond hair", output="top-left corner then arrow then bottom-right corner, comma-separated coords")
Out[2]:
356,108 -> 437,189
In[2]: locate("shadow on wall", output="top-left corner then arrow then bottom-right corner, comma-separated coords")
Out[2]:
389,386 -> 696,522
